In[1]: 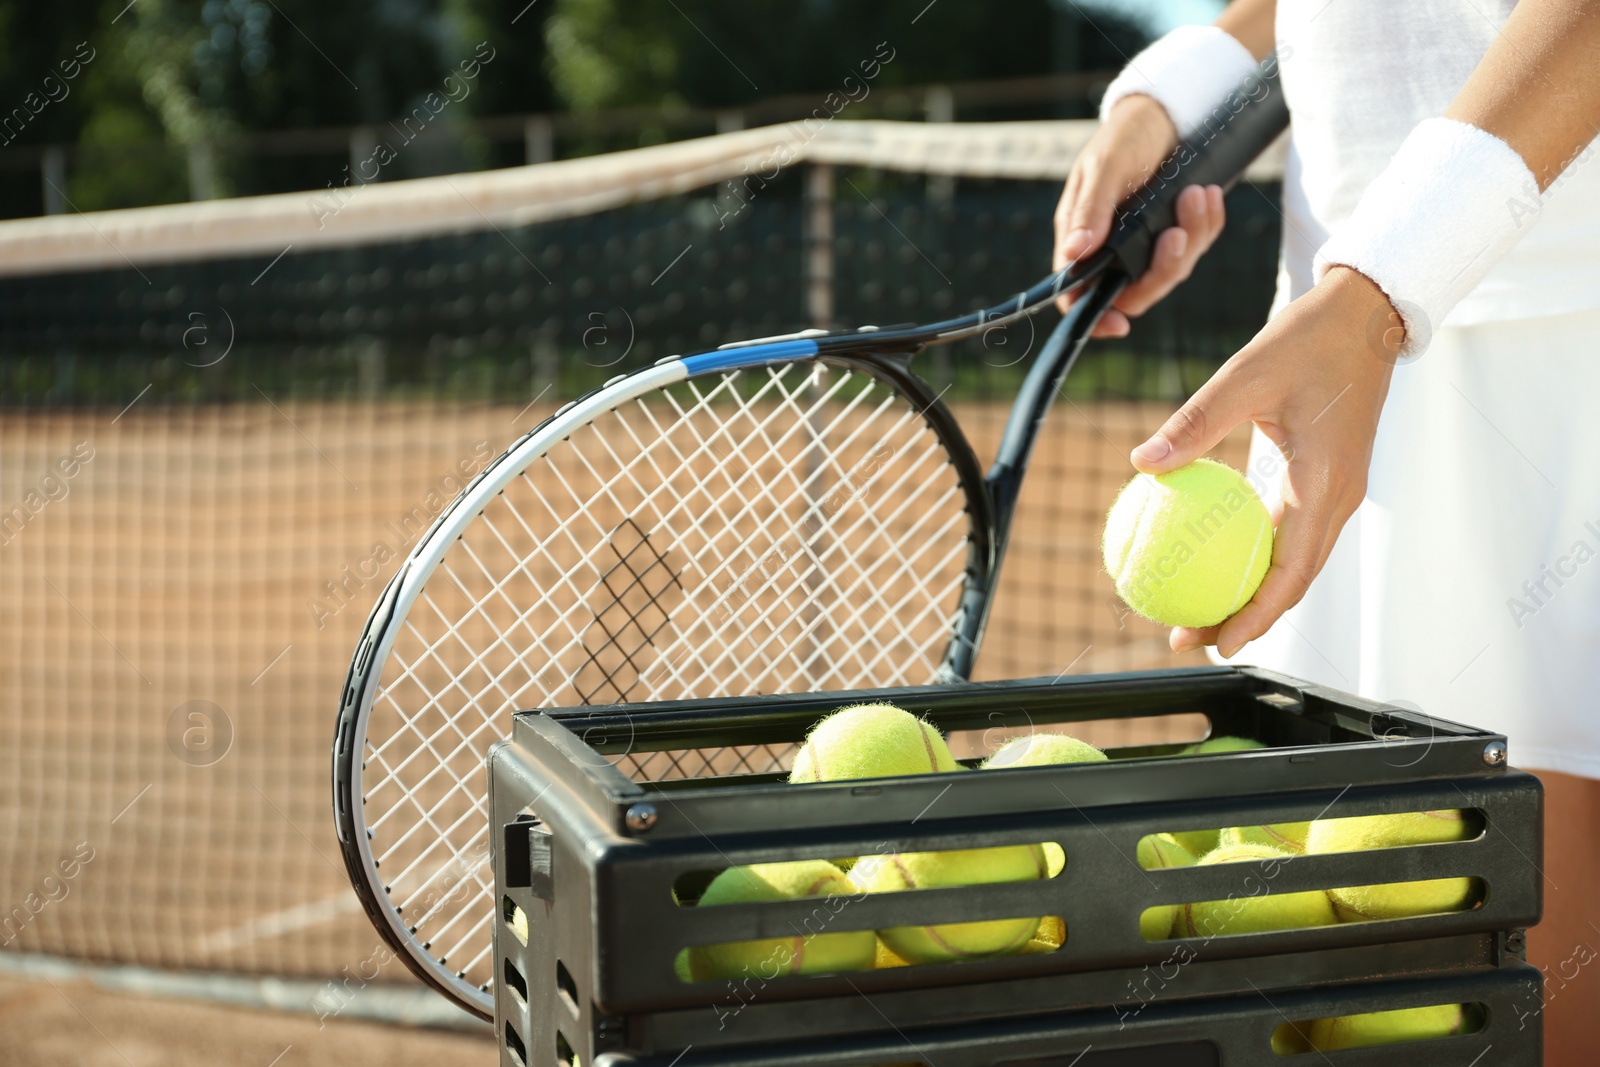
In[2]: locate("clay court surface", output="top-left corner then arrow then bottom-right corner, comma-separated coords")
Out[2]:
0,398 -> 1244,1056
0,972 -> 495,1067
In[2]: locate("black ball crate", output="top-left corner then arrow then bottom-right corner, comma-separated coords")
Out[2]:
487,666 -> 1543,1066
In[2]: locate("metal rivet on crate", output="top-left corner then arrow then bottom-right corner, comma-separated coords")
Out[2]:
1483,741 -> 1508,766
625,803 -> 658,833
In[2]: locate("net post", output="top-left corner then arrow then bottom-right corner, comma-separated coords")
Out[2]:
524,117 -> 554,165
804,163 -> 834,329
41,147 -> 67,215
923,86 -> 956,205
186,142 -> 219,201
349,126 -> 378,178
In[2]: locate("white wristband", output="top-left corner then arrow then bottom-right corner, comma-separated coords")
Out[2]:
1098,25 -> 1258,140
1314,117 -> 1538,358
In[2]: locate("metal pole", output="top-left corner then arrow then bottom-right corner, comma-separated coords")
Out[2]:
41,146 -> 67,214
186,142 -> 219,201
804,163 -> 834,330
523,117 -> 554,165
924,86 -> 956,205
349,126 -> 378,179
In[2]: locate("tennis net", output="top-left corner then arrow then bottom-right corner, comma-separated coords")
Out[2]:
0,115 -> 1284,994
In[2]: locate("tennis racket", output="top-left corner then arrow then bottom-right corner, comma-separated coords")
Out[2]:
333,58 -> 1289,1017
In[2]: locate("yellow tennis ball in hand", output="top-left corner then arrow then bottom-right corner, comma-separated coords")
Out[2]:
1176,844 -> 1337,937
1305,810 -> 1475,919
1102,459 -> 1274,628
850,845 -> 1047,963
789,703 -> 959,782
687,861 -> 875,979
1308,1003 -> 1466,1050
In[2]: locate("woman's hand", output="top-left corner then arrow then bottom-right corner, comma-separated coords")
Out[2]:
1053,94 -> 1228,337
1130,266 -> 1403,656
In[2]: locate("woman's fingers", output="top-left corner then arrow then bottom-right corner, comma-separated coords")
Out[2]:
1115,184 -> 1226,318
1147,267 -> 1399,658
1170,622 -> 1220,653
1130,348 -> 1261,475
1053,157 -> 1118,313
1058,181 -> 1228,327
1212,485 -> 1340,658
1051,168 -> 1084,274
1052,96 -> 1182,316
1091,309 -> 1132,338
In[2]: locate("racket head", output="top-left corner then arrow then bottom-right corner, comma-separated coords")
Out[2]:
332,350 -> 993,1016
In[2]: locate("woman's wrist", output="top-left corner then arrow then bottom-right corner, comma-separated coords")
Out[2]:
1103,95 -> 1179,164
1098,24 -> 1259,140
1314,266 -> 1407,368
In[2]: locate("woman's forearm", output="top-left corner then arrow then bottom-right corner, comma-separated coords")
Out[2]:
1446,0 -> 1600,190
1215,0 -> 1277,61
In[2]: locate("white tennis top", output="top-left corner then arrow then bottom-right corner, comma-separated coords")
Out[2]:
1274,0 -> 1600,323
1216,2 -> 1600,779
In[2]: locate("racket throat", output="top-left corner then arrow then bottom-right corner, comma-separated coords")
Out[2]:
943,275 -> 1127,682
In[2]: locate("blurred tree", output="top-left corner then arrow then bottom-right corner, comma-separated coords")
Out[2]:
0,0 -> 1139,216
0,0 -> 107,215
543,0 -> 1138,111
448,0 -> 555,116
1,0 -> 540,212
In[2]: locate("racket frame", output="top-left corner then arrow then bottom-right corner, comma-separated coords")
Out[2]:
332,56 -> 1291,1017
332,345 -> 1000,1013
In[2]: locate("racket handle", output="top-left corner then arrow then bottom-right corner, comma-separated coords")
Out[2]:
1101,54 -> 1290,281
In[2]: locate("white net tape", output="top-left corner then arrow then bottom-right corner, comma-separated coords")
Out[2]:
0,118 -> 1288,277
361,363 -> 972,991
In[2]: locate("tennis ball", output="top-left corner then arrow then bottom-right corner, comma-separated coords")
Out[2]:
1102,459 -> 1274,629
1182,735 -> 1265,755
1168,739 -> 1267,856
1222,821 -> 1311,853
673,948 -> 695,983
982,733 -> 1108,769
1305,810 -> 1475,920
1271,1022 -> 1314,1055
1166,829 -> 1220,859
1037,843 -> 1065,879
1137,833 -> 1196,870
1176,843 -> 1337,937
687,860 -> 875,979
508,904 -> 530,947
789,703 -> 958,782
982,733 -> 1106,878
850,845 -> 1047,963
1308,1003 -> 1466,1050
874,937 -> 912,969
1032,914 -> 1066,947
1136,833 -> 1195,940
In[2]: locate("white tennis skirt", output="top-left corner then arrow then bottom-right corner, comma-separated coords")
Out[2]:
1218,305 -> 1600,779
